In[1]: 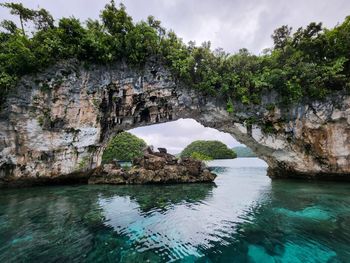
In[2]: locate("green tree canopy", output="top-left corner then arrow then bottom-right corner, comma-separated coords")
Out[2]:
0,2 -> 35,35
102,131 -> 147,163
181,140 -> 237,159
1,1 -> 350,111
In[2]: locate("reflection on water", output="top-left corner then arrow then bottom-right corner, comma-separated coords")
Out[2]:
0,158 -> 350,262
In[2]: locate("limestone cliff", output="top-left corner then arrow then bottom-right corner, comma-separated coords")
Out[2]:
0,58 -> 349,186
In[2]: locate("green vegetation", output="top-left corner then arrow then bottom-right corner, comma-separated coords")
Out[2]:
181,140 -> 237,159
78,156 -> 89,170
232,146 -> 257,158
1,1 -> 350,108
190,152 -> 213,161
102,131 -> 147,163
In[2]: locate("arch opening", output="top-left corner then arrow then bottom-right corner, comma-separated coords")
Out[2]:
99,118 -> 266,167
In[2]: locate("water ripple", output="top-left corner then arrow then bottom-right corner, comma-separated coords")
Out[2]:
1,159 -> 350,262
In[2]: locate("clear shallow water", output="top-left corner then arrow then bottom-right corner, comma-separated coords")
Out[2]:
1,158 -> 350,262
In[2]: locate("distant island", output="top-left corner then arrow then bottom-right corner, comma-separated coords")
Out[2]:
232,147 -> 257,158
181,140 -> 237,160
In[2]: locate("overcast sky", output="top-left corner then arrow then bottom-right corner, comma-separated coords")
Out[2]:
1,0 -> 349,153
129,119 -> 242,154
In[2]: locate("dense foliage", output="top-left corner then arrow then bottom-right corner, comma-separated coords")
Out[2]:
232,146 -> 257,158
1,1 -> 350,108
181,140 -> 237,159
189,152 -> 213,161
102,131 -> 147,163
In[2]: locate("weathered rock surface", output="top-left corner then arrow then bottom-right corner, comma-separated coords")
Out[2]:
0,58 -> 349,186
88,148 -> 216,184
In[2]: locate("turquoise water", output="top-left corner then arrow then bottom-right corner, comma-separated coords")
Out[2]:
1,158 -> 350,262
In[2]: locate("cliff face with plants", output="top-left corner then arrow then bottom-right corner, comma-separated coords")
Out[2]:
0,1 -> 349,185
0,58 -> 349,186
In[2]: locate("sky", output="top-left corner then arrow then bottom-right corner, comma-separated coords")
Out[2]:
129,119 -> 243,154
1,0 -> 349,153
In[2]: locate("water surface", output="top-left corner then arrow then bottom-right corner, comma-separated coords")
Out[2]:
0,158 -> 349,262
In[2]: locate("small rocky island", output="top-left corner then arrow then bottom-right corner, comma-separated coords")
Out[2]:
89,147 -> 216,185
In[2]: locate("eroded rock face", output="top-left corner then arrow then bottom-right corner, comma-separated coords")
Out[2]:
88,148 -> 216,184
0,58 -> 349,186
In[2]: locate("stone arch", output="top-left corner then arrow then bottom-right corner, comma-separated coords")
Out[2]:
0,59 -> 349,186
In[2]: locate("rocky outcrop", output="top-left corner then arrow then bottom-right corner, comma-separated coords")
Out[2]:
88,147 -> 216,184
0,58 -> 349,186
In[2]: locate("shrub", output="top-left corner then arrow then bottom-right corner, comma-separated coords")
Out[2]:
102,131 -> 147,163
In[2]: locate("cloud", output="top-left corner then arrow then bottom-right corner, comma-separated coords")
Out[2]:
129,119 -> 243,154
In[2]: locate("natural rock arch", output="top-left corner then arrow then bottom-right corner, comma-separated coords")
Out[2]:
0,59 -> 349,186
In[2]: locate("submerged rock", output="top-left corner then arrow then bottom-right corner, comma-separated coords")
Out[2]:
88,148 -> 216,185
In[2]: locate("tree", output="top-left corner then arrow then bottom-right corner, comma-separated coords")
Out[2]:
102,132 -> 147,163
33,8 -> 54,30
181,140 -> 237,159
0,2 -> 35,36
147,15 -> 165,37
125,21 -> 159,65
57,17 -> 86,58
0,19 -> 17,34
100,1 -> 134,58
101,1 -> 133,36
272,25 -> 292,50
82,19 -> 115,62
